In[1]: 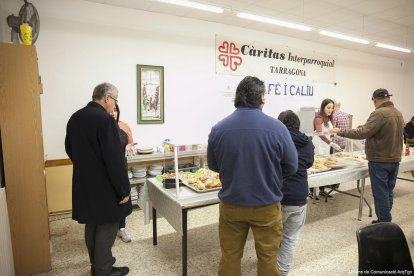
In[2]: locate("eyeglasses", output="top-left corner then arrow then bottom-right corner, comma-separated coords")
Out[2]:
108,95 -> 118,104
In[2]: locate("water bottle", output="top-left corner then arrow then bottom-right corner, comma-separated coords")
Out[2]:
163,139 -> 171,153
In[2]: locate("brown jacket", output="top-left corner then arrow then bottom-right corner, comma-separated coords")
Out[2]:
338,101 -> 404,163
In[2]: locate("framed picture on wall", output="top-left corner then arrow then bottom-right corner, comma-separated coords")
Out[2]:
137,64 -> 164,124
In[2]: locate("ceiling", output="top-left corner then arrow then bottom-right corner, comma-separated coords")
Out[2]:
86,0 -> 414,60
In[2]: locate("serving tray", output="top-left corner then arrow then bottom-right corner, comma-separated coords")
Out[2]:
181,180 -> 221,193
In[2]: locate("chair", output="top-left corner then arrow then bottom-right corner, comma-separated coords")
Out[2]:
356,222 -> 414,273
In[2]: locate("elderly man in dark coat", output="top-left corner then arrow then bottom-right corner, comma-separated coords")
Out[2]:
65,82 -> 132,276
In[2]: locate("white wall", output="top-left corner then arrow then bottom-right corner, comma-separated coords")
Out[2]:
1,0 -> 412,159
402,59 -> 414,122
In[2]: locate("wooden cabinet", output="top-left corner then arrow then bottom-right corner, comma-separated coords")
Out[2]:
0,43 -> 51,275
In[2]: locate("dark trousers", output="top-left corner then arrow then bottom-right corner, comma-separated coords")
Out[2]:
119,218 -> 126,229
85,222 -> 118,276
368,161 -> 399,222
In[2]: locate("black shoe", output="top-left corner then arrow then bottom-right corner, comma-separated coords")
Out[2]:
319,191 -> 334,199
371,219 -> 380,224
110,266 -> 129,276
91,258 -> 116,276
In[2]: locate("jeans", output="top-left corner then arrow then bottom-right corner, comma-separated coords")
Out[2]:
277,204 -> 307,276
368,161 -> 399,222
218,202 -> 283,276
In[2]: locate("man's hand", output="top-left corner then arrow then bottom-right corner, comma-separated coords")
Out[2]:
125,144 -> 136,158
119,196 -> 130,204
331,128 -> 340,134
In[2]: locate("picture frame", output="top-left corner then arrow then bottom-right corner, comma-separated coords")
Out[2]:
137,64 -> 164,124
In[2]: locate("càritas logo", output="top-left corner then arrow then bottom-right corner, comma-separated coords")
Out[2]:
218,41 -> 242,71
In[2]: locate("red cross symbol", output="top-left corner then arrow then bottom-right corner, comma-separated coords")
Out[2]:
218,41 -> 243,71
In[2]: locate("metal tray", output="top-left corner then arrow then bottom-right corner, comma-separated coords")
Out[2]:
307,167 -> 332,174
181,180 -> 221,193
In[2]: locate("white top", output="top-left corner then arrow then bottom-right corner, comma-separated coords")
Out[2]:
313,121 -> 333,155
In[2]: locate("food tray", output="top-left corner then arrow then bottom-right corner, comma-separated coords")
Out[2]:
181,180 -> 221,193
326,163 -> 348,169
329,156 -> 366,167
307,167 -> 331,174
324,158 -> 349,169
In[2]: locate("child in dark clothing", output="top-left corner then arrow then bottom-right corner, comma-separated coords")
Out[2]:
277,110 -> 315,276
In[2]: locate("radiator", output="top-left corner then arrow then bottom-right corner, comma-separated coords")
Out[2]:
0,188 -> 15,276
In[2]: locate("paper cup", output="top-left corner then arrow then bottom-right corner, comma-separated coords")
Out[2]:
20,23 -> 32,45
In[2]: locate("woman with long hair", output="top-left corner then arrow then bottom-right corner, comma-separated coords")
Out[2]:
310,98 -> 341,200
112,104 -> 135,242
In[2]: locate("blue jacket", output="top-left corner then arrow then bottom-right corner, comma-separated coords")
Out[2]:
281,129 -> 314,206
207,107 -> 298,206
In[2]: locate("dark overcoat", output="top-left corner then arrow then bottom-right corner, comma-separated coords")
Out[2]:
65,101 -> 132,224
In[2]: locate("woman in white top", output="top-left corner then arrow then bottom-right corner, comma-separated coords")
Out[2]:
310,98 -> 341,200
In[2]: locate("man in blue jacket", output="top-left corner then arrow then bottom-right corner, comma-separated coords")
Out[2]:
208,76 -> 298,276
277,110 -> 314,276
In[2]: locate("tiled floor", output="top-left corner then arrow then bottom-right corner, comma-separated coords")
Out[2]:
36,171 -> 414,276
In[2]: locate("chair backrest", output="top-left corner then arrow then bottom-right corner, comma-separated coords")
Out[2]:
356,222 -> 414,272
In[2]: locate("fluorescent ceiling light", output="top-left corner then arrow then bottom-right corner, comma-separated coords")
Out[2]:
237,12 -> 312,32
319,30 -> 369,45
155,0 -> 224,13
375,43 -> 411,53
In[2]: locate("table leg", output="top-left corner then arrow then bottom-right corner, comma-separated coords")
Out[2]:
357,179 -> 372,218
358,179 -> 365,221
153,207 -> 157,246
397,176 -> 414,183
182,209 -> 188,276
311,188 -> 319,204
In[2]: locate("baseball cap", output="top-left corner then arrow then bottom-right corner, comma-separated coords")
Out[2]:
372,88 -> 392,100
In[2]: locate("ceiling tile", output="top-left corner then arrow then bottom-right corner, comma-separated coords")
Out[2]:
254,0 -> 304,12
373,5 -> 414,21
394,14 -> 414,27
206,0 -> 253,10
321,0 -> 365,8
346,0 -> 407,15
105,0 -> 153,10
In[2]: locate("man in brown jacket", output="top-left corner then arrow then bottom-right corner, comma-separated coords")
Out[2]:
331,88 -> 404,223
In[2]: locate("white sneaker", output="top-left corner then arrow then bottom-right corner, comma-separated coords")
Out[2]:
118,228 -> 132,243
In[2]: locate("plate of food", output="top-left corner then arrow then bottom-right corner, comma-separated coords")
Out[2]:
181,178 -> 222,193
311,158 -> 336,170
332,152 -> 349,158
181,168 -> 222,192
324,159 -> 348,169
159,169 -> 222,192
308,167 -> 332,173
